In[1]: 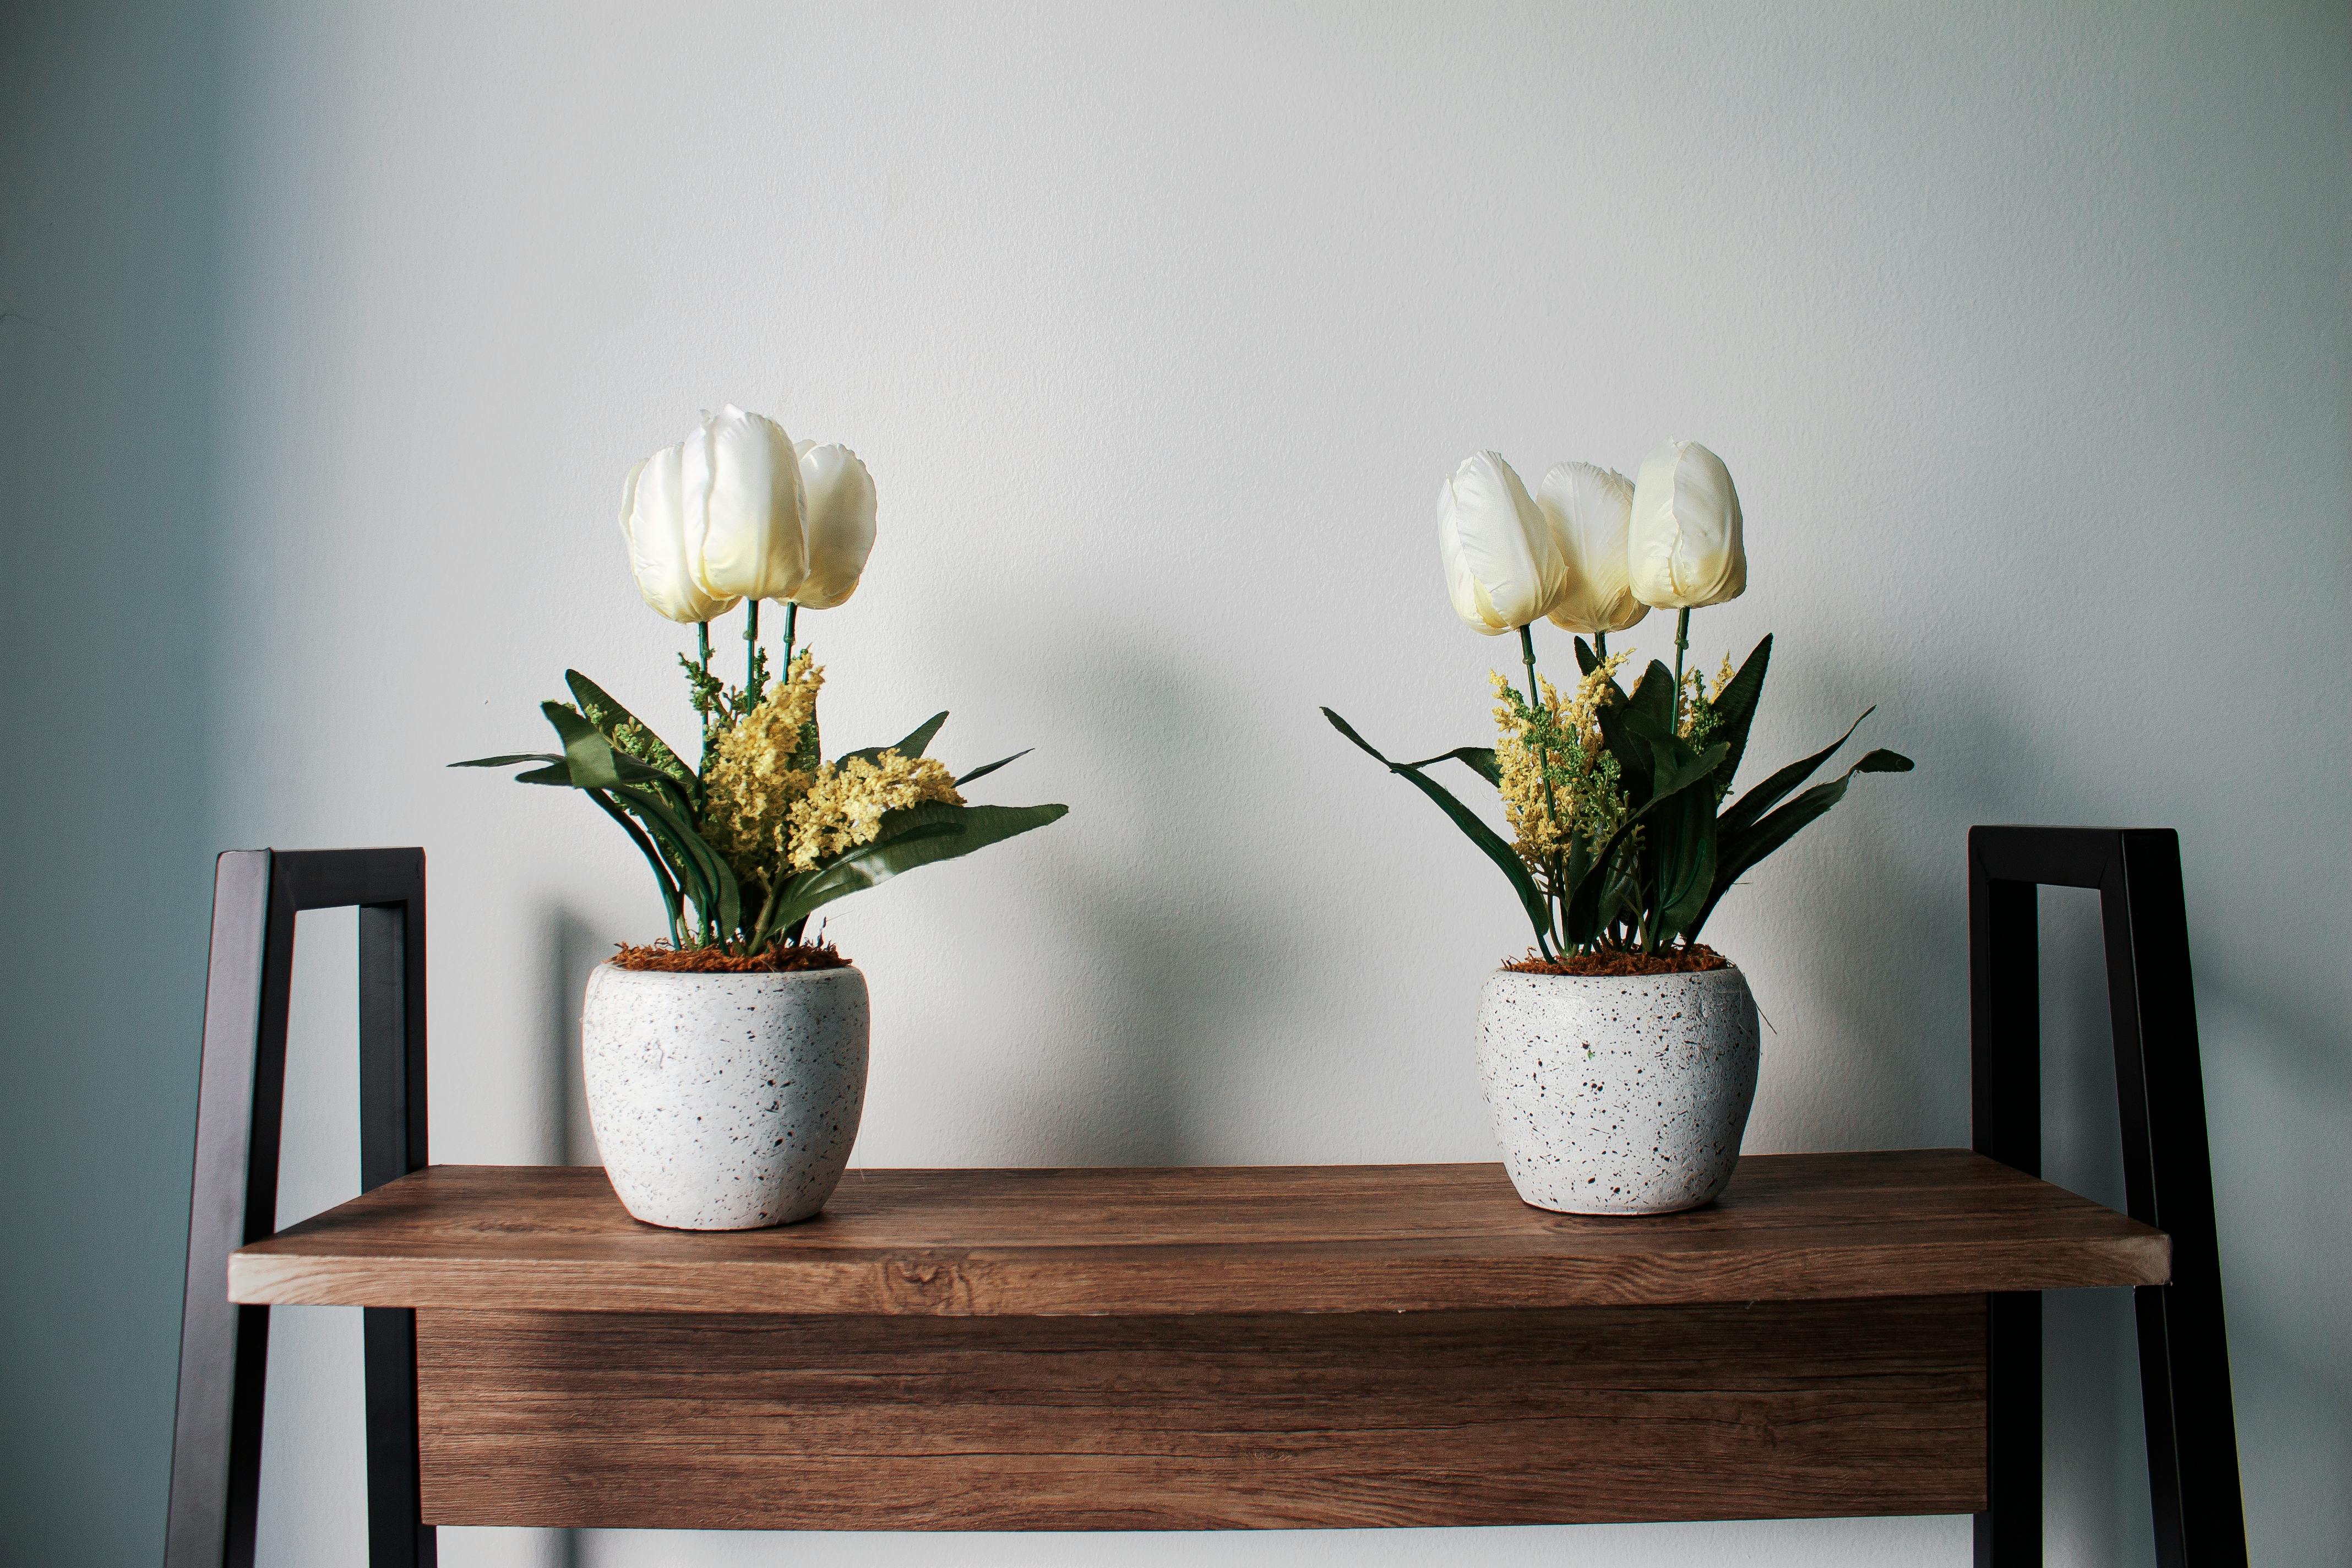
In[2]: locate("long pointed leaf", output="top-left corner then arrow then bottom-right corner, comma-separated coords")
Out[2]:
1716,707 -> 1875,840
841,711 -> 951,771
1399,746 -> 1501,787
1703,635 -> 1772,794
763,802 -> 1067,932
1627,660 -> 1677,731
450,752 -> 563,769
585,787 -> 684,943
564,670 -> 693,788
1563,750 -> 1725,939
608,781 -> 740,939
1688,747 -> 1915,940
1324,707 -> 1553,949
955,749 -> 1033,787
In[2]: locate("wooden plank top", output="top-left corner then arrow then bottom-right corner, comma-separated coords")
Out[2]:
234,1147 -> 2164,1316
230,1150 -> 2167,1316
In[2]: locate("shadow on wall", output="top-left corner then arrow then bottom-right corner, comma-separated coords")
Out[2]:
538,902 -> 606,1167
924,635 -> 1313,1169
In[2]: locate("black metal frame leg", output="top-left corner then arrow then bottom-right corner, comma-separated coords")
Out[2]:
1969,826 -> 2247,1568
164,850 -> 434,1568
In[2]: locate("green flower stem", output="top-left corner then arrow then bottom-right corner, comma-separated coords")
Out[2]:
1594,630 -> 1607,662
745,600 -> 761,704
1672,607 -> 1691,728
1518,623 -> 1566,952
696,620 -> 714,771
782,601 -> 798,676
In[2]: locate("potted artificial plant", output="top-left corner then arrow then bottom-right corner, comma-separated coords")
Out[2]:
460,406 -> 1065,1230
1327,441 -> 1910,1215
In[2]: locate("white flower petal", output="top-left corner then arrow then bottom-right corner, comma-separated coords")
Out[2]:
620,441 -> 738,623
688,405 -> 807,602
1538,461 -> 1649,635
1627,439 -> 1746,609
791,443 -> 877,609
1436,451 -> 1564,634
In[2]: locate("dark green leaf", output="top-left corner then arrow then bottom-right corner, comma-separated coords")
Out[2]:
1649,788 -> 1718,946
1573,636 -> 1599,677
449,752 -> 563,769
607,780 -> 739,938
1562,742 -> 1728,940
839,710 -> 951,771
1399,745 -> 1501,786
541,701 -> 623,788
1688,749 -> 1914,940
1702,635 -> 1772,793
584,787 -> 683,941
955,749 -> 1033,787
1716,707 -> 1876,840
515,763 -> 574,786
895,711 -> 949,759
564,671 -> 693,787
1324,707 -> 1554,950
763,801 -> 1068,933
1627,660 -> 1677,731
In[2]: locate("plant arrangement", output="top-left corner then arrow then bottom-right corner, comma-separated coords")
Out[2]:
458,405 -> 1065,965
1325,441 -> 1910,970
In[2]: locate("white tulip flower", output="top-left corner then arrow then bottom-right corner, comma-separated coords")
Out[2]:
1438,451 -> 1567,635
620,441 -> 742,624
1627,439 -> 1746,609
1537,462 -> 1649,636
685,405 -> 807,603
790,441 -> 878,609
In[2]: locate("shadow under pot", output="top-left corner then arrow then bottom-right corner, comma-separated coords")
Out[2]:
581,962 -> 870,1231
1476,965 -> 1760,1216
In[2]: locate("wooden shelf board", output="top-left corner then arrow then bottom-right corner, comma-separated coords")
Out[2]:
231,1148 -> 2165,1316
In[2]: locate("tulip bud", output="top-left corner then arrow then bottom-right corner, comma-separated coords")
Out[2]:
684,405 -> 808,603
620,442 -> 742,624
1627,439 -> 1746,609
1537,462 -> 1649,635
790,441 -> 878,609
1437,451 -> 1567,636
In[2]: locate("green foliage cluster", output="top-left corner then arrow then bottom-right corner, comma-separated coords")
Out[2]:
1325,634 -> 1912,959
455,669 -> 1064,954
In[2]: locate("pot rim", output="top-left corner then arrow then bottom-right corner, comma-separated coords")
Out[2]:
590,959 -> 863,982
1487,960 -> 1745,983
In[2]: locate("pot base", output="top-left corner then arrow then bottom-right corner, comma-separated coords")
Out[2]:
1477,965 -> 1760,1216
582,963 -> 870,1232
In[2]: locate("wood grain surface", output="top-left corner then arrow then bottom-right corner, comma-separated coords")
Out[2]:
232,1150 -> 2167,1316
416,1296 -> 1990,1529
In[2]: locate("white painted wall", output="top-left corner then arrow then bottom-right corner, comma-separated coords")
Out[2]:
6,3 -> 2346,1565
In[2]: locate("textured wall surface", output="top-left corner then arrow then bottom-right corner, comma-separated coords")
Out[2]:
4,3 -> 2347,1565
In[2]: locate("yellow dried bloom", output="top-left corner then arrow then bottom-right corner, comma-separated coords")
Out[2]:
700,656 -> 825,890
787,750 -> 963,872
1490,653 -> 1629,879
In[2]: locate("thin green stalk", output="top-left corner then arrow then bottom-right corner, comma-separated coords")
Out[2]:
1518,623 -> 1566,952
745,599 -> 761,702
750,879 -> 783,952
696,620 -> 714,771
1671,607 -> 1690,729
1593,630 -> 1607,662
782,601 -> 798,676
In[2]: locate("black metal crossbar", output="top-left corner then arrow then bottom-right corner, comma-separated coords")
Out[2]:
164,849 -> 434,1568
1969,826 -> 2246,1568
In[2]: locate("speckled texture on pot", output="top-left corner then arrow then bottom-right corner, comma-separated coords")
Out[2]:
581,962 -> 869,1231
1476,965 -> 1760,1215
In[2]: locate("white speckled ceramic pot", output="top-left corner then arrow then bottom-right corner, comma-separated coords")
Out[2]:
581,962 -> 869,1231
1476,965 -> 1759,1215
